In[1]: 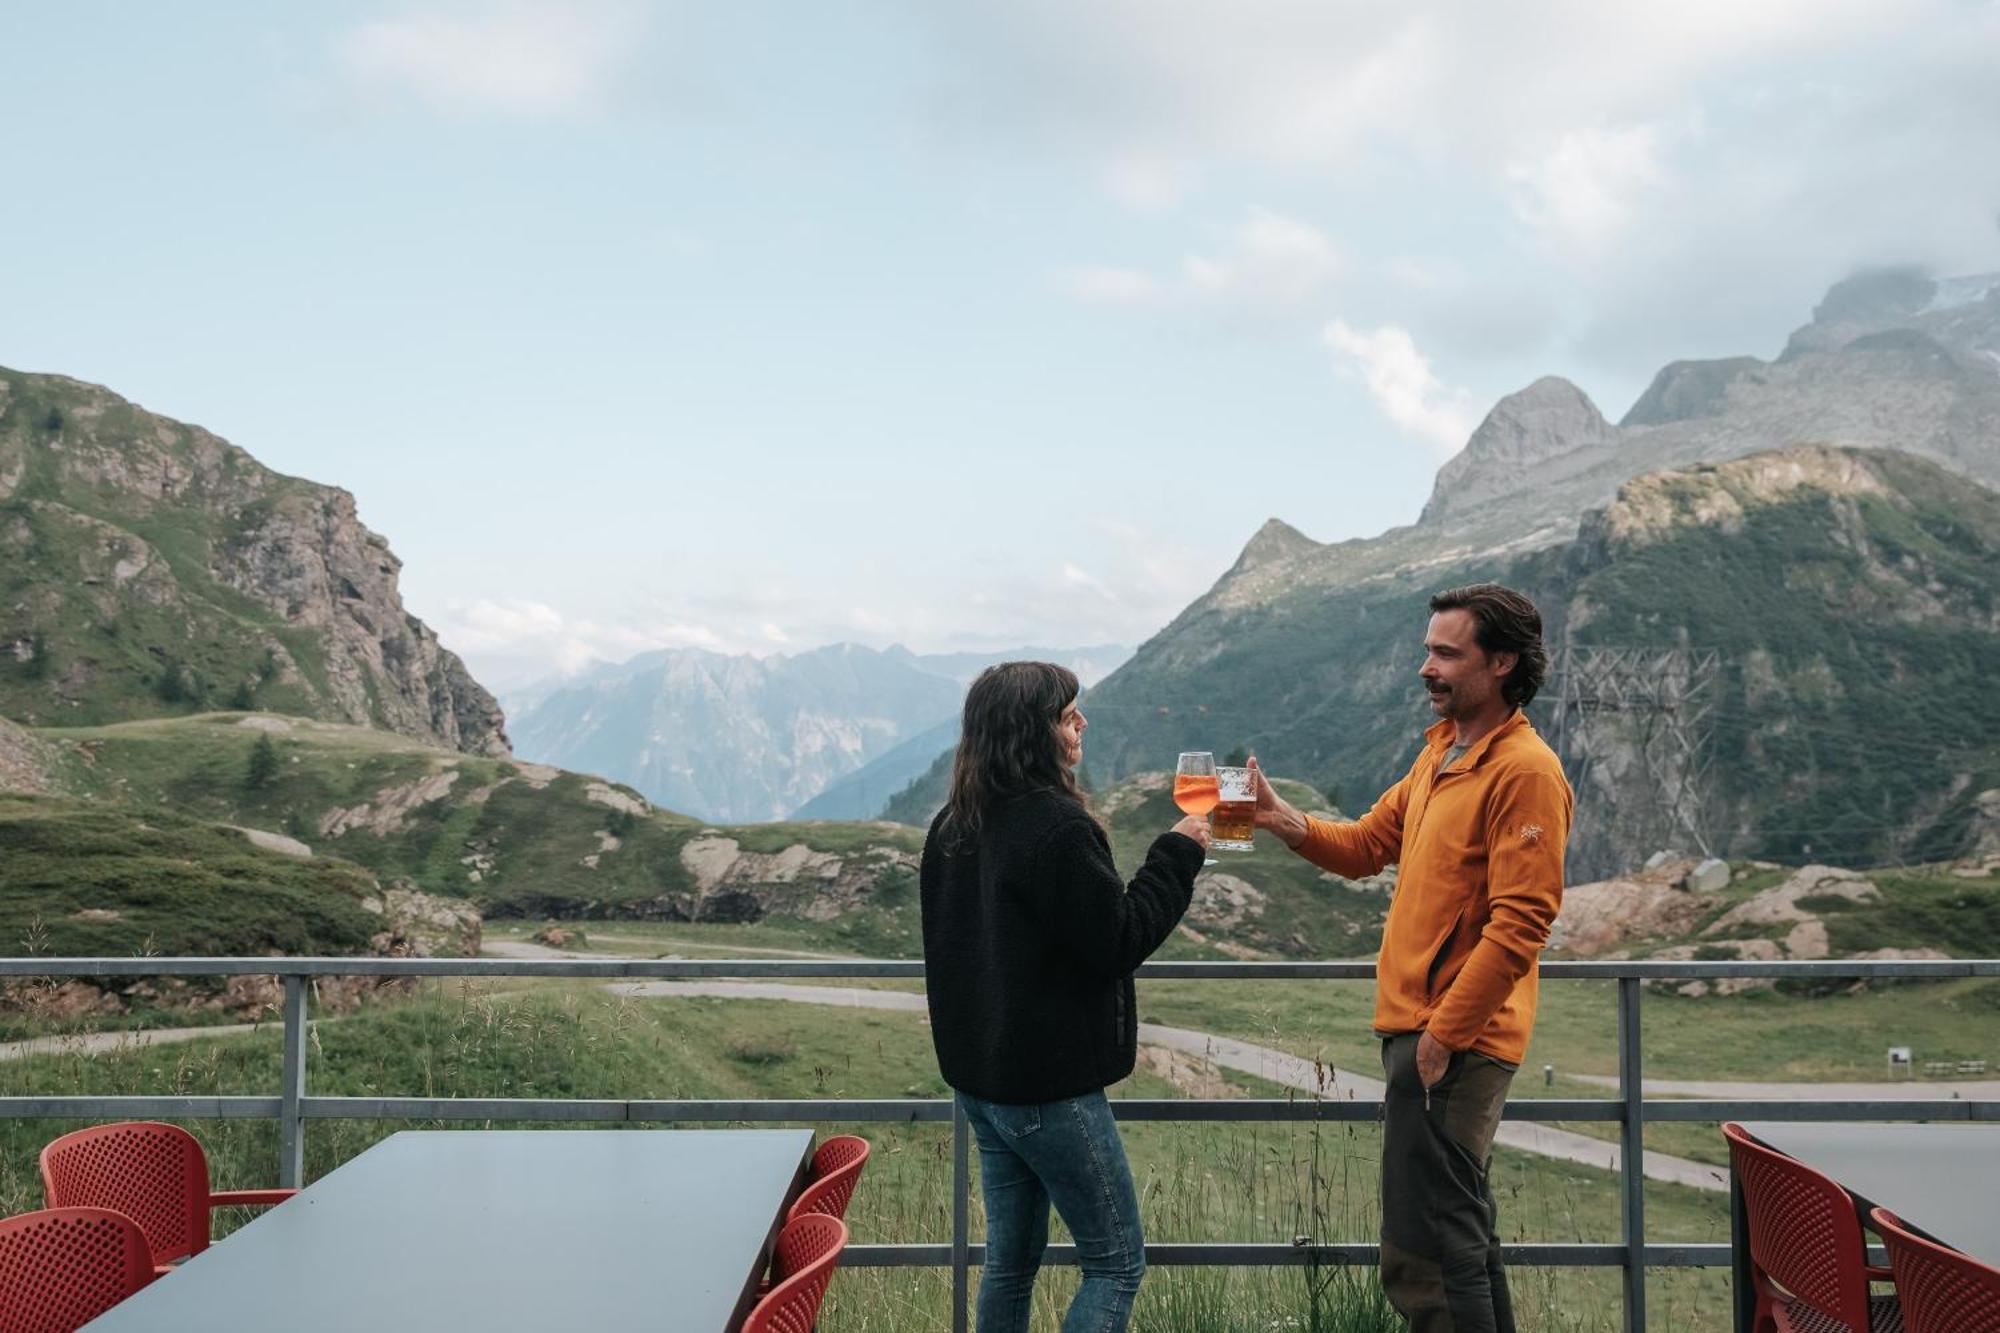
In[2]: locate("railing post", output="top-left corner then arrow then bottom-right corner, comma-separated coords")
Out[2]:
279,974 -> 307,1189
951,1096 -> 971,1333
1618,976 -> 1647,1332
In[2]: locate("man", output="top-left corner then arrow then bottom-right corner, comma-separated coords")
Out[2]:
1249,583 -> 1571,1333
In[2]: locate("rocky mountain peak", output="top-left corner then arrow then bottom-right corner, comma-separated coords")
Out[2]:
1419,376 -> 1616,526
1782,266 -> 2000,361
1230,518 -> 1320,575
1620,356 -> 1767,428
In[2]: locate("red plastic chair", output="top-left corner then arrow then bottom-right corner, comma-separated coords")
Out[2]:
1871,1207 -> 2000,1333
787,1134 -> 870,1224
1722,1124 -> 1902,1333
0,1207 -> 156,1333
744,1213 -> 848,1333
40,1122 -> 296,1276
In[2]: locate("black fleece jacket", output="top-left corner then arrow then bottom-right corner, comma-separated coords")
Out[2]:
920,790 -> 1203,1104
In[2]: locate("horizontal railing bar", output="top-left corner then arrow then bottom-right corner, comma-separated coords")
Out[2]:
3,957 -> 1996,979
299,1097 -> 953,1123
1642,1100 -> 2000,1122
5,1094 -> 1987,1125
0,1097 -> 282,1118
843,1243 -> 1735,1268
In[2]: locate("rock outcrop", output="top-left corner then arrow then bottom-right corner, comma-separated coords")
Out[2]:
672,834 -> 916,923
0,367 -> 507,756
0,716 -> 60,794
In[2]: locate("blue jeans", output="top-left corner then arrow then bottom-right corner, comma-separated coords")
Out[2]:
958,1090 -> 1147,1333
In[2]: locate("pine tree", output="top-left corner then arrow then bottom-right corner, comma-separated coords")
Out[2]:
246,734 -> 280,790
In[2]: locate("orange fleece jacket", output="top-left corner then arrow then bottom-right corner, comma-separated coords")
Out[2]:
1296,709 -> 1571,1064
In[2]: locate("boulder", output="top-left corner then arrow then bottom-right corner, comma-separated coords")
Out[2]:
1702,865 -> 1878,936
1187,872 -> 1267,931
361,885 -> 483,958
1683,858 -> 1731,893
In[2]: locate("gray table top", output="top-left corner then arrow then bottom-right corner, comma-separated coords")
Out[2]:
84,1128 -> 814,1332
1740,1122 -> 2000,1267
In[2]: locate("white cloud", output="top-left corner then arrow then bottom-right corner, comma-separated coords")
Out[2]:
1386,259 -> 1450,291
1182,208 -> 1342,305
1060,265 -> 1166,307
1058,561 -> 1114,599
1324,320 -> 1477,456
338,1 -> 639,116
1062,208 -> 1340,313
432,597 -> 725,692
1506,124 -> 1671,255
928,0 -> 1925,172
1102,156 -> 1199,212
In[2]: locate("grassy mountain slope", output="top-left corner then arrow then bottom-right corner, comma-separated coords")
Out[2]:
0,794 -> 381,957
16,712 -> 924,943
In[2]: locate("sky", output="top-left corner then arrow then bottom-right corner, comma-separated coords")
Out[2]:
4,1 -> 1997,691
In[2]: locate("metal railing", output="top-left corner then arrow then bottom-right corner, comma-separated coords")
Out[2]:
4,956 -> 1996,1332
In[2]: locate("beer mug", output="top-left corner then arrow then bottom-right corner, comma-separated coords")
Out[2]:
1211,765 -> 1255,851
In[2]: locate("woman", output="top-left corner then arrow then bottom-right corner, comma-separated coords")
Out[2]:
920,661 -> 1209,1333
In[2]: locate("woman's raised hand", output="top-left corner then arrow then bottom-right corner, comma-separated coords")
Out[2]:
1170,815 -> 1213,848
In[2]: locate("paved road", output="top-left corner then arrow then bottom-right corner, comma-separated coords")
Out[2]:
487,938 -> 855,961
0,1021 -> 271,1062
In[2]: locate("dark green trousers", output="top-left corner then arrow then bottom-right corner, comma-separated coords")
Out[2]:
1379,1033 -> 1517,1333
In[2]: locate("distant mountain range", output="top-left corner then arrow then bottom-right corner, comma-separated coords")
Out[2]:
505,642 -> 1129,823
1080,269 -> 2000,877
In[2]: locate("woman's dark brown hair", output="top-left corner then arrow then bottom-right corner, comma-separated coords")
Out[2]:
943,661 -> 1084,842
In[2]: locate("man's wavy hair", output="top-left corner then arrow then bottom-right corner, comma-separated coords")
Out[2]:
943,661 -> 1085,844
1428,583 -> 1549,708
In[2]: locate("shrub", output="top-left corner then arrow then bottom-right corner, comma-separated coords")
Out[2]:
726,1036 -> 797,1065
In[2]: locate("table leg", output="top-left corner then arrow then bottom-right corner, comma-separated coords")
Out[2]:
1731,1168 -> 1755,1333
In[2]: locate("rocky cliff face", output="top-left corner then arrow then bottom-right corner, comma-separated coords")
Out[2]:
1549,445 -> 1998,875
0,368 -> 507,756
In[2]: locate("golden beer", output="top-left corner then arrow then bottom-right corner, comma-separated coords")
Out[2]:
1211,766 -> 1255,851
1211,799 -> 1255,848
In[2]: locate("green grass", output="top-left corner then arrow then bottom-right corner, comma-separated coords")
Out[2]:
0,792 -> 380,958
1135,973 -> 2000,1087
0,985 -> 1736,1330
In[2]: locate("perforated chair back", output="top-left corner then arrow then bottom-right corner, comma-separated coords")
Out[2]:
744,1214 -> 848,1333
0,1207 -> 155,1333
40,1123 -> 211,1266
1723,1123 -> 1879,1332
788,1135 -> 871,1223
1873,1207 -> 2000,1333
